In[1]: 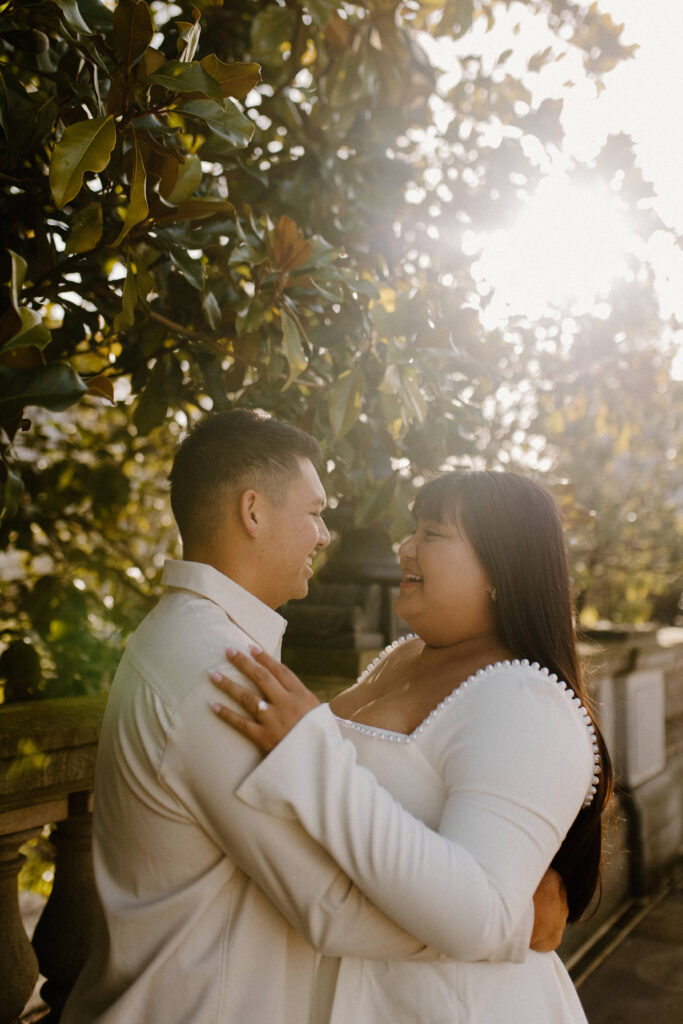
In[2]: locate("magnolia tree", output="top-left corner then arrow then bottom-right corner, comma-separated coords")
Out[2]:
0,0 -> 679,698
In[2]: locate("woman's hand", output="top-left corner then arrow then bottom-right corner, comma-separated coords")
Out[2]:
529,867 -> 569,952
209,646 -> 320,752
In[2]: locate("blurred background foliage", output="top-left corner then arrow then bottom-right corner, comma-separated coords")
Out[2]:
0,0 -> 681,702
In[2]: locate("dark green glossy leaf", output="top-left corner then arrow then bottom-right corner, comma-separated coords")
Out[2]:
177,98 -> 254,148
202,291 -> 222,331
0,461 -> 24,519
0,68 -> 9,139
169,247 -> 205,290
329,366 -> 365,438
2,309 -> 52,354
48,0 -> 94,36
113,0 -> 154,69
133,356 -> 183,434
66,201 -> 103,254
8,250 -> 27,312
304,0 -> 338,29
0,363 -> 87,416
77,0 -> 114,34
281,310 -> 307,388
147,61 -> 222,101
250,5 -> 295,62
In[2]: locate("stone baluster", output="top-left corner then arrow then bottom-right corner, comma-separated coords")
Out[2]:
0,827 -> 41,1024
32,792 -> 102,1022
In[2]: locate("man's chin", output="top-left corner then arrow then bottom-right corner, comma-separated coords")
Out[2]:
286,580 -> 309,603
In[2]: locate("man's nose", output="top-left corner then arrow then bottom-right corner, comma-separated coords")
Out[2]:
317,519 -> 331,548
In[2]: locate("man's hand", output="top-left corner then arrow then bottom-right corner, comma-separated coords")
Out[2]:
530,867 -> 569,952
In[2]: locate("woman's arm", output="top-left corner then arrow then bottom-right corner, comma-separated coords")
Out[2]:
212,650 -> 588,961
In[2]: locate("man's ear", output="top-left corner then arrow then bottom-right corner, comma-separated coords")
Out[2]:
239,489 -> 262,537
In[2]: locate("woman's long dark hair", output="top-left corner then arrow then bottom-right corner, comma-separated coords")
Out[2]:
413,470 -> 613,921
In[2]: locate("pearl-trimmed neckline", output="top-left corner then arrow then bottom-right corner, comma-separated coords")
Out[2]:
335,634 -> 600,808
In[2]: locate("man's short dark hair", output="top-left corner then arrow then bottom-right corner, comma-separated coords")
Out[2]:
169,409 -> 323,548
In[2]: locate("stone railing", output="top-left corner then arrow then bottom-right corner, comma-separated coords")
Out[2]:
1,631 -> 681,1021
0,696 -> 106,1023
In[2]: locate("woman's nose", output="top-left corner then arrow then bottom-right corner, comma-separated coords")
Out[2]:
398,533 -> 417,559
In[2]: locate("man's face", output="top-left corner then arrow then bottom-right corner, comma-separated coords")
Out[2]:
259,458 -> 330,608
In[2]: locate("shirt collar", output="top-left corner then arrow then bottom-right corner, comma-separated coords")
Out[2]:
160,559 -> 287,655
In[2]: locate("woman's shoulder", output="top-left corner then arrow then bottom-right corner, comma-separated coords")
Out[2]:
357,634 -> 422,684
430,660 -> 599,805
449,658 -> 591,727
330,635 -> 420,718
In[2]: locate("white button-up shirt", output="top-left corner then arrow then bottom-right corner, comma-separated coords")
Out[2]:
61,560 -> 443,1024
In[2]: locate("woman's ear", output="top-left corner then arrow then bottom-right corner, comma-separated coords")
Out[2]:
239,489 -> 261,537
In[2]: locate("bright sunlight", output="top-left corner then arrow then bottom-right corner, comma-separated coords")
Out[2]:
470,174 -> 638,323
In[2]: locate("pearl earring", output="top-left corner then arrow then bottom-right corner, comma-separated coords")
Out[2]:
489,587 -> 497,602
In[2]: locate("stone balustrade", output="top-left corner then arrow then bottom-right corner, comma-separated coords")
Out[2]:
0,696 -> 106,1023
1,632 -> 681,1022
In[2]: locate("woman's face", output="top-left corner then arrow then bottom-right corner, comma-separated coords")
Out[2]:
394,515 -> 497,648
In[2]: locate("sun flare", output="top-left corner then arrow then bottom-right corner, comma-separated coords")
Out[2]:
471,175 -> 638,322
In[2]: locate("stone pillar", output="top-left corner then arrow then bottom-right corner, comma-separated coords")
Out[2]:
32,793 -> 102,1022
0,828 -> 41,1024
615,663 -> 682,891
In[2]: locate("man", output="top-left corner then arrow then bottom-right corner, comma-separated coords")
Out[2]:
62,410 -> 565,1024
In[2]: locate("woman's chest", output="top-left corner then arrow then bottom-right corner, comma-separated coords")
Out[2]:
338,723 -> 447,828
332,666 -> 458,737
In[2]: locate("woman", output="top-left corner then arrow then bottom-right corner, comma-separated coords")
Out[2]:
210,471 -> 612,1022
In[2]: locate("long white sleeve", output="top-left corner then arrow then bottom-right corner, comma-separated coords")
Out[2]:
236,662 -> 594,961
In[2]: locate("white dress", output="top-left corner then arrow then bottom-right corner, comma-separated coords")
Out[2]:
237,649 -> 599,1023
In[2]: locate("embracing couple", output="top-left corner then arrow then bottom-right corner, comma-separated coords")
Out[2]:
62,409 -> 611,1024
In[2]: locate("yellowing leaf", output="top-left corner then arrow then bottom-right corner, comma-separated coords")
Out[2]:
272,216 -> 312,273
548,409 -> 564,433
112,135 -> 148,245
153,198 -> 235,223
140,46 -> 167,79
49,115 -> 116,210
166,153 -> 203,204
580,606 -> 600,627
86,374 -> 115,403
199,56 -> 261,99
113,264 -> 138,332
616,424 -> 631,454
595,404 -> 609,436
378,287 -> 396,312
